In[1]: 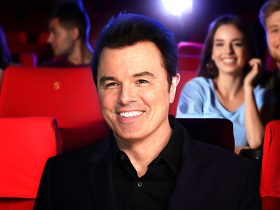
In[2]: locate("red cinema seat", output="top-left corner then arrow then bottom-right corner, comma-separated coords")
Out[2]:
260,120 -> 280,210
0,117 -> 58,210
38,32 -> 49,44
19,52 -> 37,66
169,70 -> 197,116
5,31 -> 28,44
0,66 -> 109,152
177,41 -> 204,56
177,54 -> 200,71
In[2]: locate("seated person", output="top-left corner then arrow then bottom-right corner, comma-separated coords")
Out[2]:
176,15 -> 274,154
43,1 -> 92,67
0,25 -> 11,85
34,13 -> 261,210
259,0 -> 280,119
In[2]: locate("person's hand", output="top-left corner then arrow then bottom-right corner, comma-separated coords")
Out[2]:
243,58 -> 261,89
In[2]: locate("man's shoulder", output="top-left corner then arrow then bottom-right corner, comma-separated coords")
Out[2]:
191,139 -> 253,173
47,138 -> 110,169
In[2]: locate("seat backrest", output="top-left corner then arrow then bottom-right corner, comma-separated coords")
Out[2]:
260,120 -> 280,198
0,117 -> 58,198
19,52 -> 37,66
5,31 -> 28,44
0,66 -> 109,152
169,70 -> 197,116
177,118 -> 235,151
177,54 -> 200,71
177,41 -> 204,56
38,31 -> 49,44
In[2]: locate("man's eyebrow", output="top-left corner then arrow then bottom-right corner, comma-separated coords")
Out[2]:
133,71 -> 156,78
99,76 -> 116,84
99,71 -> 156,84
268,24 -> 280,29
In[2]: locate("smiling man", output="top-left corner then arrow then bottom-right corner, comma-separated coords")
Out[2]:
34,13 -> 261,210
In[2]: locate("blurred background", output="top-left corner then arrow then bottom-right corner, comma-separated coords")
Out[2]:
0,0 -> 268,64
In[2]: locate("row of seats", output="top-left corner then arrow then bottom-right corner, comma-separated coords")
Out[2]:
0,66 -> 109,152
0,65 -> 279,209
0,117 -> 279,209
0,117 -> 58,209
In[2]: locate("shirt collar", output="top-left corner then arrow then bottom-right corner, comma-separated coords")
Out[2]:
111,115 -> 183,174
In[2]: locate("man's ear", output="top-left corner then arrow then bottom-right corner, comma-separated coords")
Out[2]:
169,73 -> 180,103
71,27 -> 80,40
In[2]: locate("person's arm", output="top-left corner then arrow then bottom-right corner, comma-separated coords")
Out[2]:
243,59 -> 264,149
176,78 -> 205,118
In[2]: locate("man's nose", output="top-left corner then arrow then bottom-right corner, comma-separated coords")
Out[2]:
118,84 -> 136,105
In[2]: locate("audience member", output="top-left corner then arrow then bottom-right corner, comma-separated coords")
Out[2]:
34,13 -> 261,210
43,1 -> 92,66
259,0 -> 280,119
176,15 -> 273,154
0,25 -> 11,85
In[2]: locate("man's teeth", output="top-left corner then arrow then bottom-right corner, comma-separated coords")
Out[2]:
120,111 -> 143,118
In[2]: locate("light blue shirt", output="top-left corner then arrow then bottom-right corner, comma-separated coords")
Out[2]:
176,77 -> 267,147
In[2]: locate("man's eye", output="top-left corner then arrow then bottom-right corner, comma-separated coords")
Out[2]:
137,79 -> 149,84
105,82 -> 118,88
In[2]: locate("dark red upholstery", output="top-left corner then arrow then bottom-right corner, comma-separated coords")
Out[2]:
176,118 -> 234,151
37,32 -> 49,44
169,70 -> 197,116
5,31 -> 28,44
0,117 -> 58,209
177,41 -> 203,56
0,66 -> 109,152
177,54 -> 200,71
260,120 -> 280,209
19,52 -> 37,66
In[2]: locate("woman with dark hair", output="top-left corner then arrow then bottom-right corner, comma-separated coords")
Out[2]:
0,25 -> 11,85
176,15 -> 273,154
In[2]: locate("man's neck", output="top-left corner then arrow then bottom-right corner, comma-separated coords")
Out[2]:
115,123 -> 172,177
68,42 -> 92,65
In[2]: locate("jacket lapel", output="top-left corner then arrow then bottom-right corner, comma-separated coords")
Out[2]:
87,136 -> 117,210
167,127 -> 210,210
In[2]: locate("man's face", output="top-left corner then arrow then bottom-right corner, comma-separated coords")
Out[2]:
97,41 -> 178,142
266,10 -> 280,63
47,18 -> 75,56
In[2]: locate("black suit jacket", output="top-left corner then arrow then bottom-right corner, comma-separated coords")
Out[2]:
34,119 -> 261,210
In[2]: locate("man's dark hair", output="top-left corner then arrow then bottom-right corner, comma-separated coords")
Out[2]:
49,1 -> 90,44
259,0 -> 280,29
91,13 -> 177,89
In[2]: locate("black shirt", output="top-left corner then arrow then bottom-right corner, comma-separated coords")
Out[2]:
111,117 -> 183,210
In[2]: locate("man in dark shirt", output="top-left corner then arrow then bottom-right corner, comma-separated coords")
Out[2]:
34,13 -> 261,210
